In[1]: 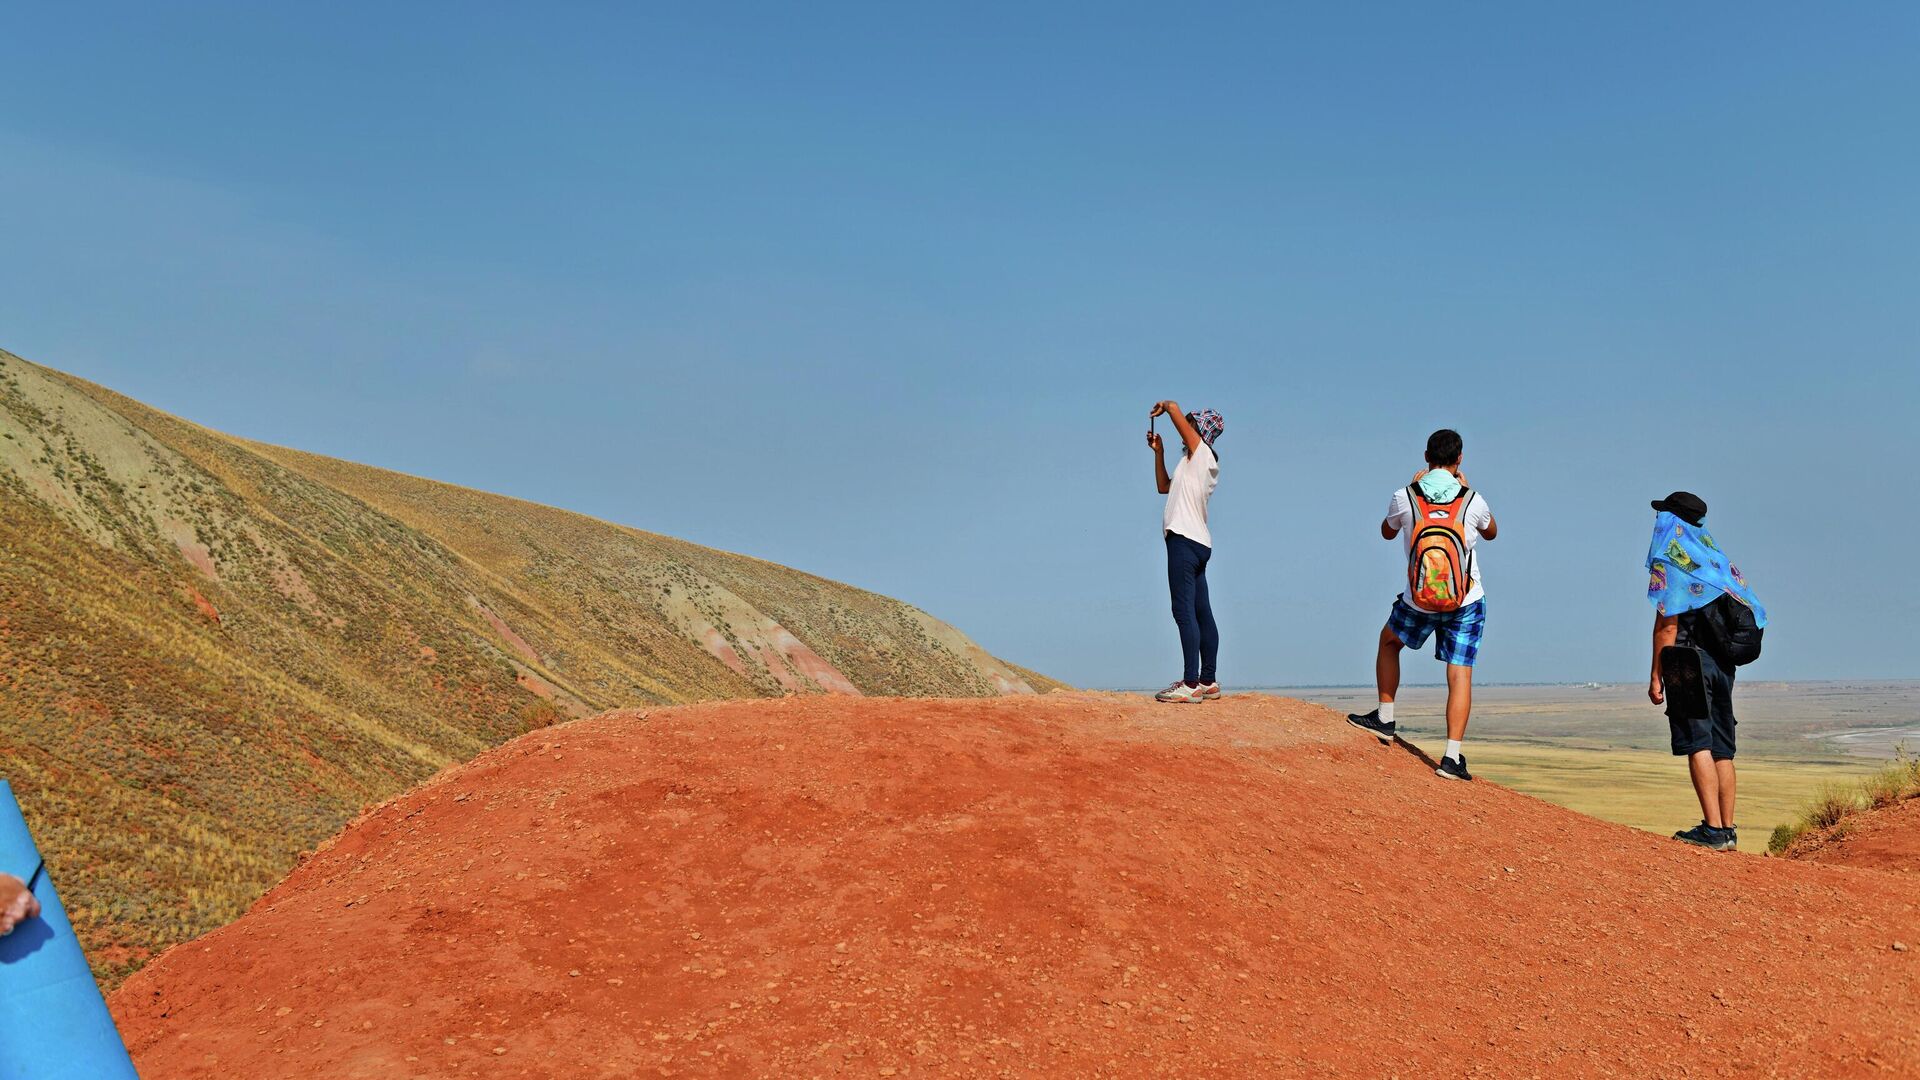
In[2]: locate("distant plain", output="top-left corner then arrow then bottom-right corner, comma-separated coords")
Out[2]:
1282,682 -> 1918,853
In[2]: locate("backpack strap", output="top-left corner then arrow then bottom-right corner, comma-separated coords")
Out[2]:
1459,489 -> 1477,584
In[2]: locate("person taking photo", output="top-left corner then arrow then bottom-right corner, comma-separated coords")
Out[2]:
1147,400 -> 1225,704
1347,428 -> 1497,781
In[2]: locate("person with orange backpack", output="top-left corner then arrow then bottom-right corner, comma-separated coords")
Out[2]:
1346,429 -> 1498,780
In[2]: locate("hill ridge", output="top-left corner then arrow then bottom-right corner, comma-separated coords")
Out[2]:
109,692 -> 1920,1078
0,348 -> 1056,985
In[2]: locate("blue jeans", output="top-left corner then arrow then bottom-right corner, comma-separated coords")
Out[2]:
1166,532 -> 1218,684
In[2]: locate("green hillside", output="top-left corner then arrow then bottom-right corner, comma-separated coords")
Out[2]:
0,349 -> 1057,984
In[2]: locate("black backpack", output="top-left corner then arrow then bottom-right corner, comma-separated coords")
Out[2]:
1695,593 -> 1764,668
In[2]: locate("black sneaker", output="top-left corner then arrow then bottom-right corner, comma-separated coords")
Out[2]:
1674,821 -> 1714,846
1435,754 -> 1472,782
1345,709 -> 1396,743
1674,821 -> 1736,850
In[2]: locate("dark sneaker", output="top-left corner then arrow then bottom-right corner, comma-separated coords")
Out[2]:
1345,709 -> 1396,743
1435,755 -> 1472,782
1674,821 -> 1736,850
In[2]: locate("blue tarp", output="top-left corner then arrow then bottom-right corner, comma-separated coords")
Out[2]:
0,780 -> 141,1079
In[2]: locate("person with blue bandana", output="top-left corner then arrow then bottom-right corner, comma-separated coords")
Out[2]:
1646,491 -> 1768,851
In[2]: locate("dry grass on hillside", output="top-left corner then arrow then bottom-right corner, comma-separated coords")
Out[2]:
1773,747 -> 1920,855
0,350 -> 1055,986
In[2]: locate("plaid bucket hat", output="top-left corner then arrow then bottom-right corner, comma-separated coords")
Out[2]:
1187,409 -> 1224,447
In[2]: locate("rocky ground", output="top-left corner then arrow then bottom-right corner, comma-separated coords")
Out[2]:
111,692 -> 1920,1078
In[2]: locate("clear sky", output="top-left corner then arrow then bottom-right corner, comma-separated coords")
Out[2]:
3,4 -> 1915,687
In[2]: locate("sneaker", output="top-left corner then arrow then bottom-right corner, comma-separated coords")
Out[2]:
1345,709 -> 1396,743
1673,821 -> 1712,846
1155,681 -> 1205,704
1198,682 -> 1222,700
1435,754 -> 1472,782
1673,822 -> 1736,850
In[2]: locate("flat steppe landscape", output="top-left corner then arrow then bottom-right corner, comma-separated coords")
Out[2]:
1301,682 -> 1919,852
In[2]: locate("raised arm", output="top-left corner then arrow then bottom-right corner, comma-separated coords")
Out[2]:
1455,476 -> 1498,540
1151,401 -> 1203,455
1383,479 -> 1412,540
1148,431 -> 1171,494
1648,612 -> 1679,704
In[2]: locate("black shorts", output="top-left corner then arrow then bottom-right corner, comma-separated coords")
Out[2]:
1662,645 -> 1736,760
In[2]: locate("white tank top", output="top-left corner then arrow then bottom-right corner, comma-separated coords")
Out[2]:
1162,442 -> 1218,547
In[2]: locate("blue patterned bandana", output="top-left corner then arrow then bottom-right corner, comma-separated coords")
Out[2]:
1645,511 -> 1766,625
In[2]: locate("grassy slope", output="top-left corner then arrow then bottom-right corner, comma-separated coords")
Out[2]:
253,443 -> 1059,700
1303,684 -> 1910,853
1463,742 -> 1867,853
0,350 -> 1058,985
1776,751 -> 1920,857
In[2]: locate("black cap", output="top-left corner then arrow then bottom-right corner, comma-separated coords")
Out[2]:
1651,491 -> 1707,526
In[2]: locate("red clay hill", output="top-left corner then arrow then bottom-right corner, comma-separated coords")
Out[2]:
111,693 -> 1920,1078
1790,795 -> 1920,876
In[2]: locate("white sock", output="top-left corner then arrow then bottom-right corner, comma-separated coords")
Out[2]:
1377,702 -> 1394,725
1445,739 -> 1463,762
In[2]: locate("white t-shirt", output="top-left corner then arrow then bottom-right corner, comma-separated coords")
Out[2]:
1386,486 -> 1493,611
1163,442 -> 1218,547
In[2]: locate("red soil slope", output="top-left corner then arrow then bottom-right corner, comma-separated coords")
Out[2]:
110,694 -> 1920,1078
1790,795 -> 1920,875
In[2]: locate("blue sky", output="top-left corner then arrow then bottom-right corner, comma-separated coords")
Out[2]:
2,4 -> 1914,686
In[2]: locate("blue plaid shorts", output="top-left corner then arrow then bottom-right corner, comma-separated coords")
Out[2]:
1387,597 -> 1486,667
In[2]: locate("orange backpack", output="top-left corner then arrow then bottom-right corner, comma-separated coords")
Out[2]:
1406,485 -> 1476,612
